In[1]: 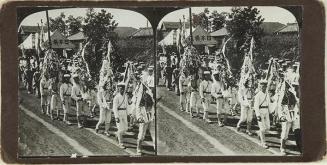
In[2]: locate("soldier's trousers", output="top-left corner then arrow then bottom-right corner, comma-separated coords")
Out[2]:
216,98 -> 225,114
239,105 -> 253,123
96,107 -> 112,129
116,110 -> 128,134
257,109 -> 270,132
41,93 -> 51,106
138,122 -> 150,141
62,97 -> 71,114
190,92 -> 199,109
51,94 -> 62,111
201,95 -> 211,112
180,90 -> 190,110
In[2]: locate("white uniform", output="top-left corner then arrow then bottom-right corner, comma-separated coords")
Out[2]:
188,79 -> 200,113
237,87 -> 254,123
113,92 -> 129,144
60,82 -> 72,123
179,74 -> 189,111
254,90 -> 270,132
211,81 -> 225,114
40,78 -> 51,107
199,80 -> 212,112
71,84 -> 87,117
60,83 -> 72,114
96,88 -> 112,132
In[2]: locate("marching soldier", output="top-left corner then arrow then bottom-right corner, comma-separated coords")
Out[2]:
179,68 -> 190,112
49,77 -> 61,120
199,71 -> 212,123
95,81 -> 113,136
113,82 -> 129,148
146,66 -> 155,94
254,80 -> 271,149
278,82 -> 299,155
32,66 -> 41,97
136,84 -> 155,155
236,79 -> 255,135
59,74 -> 72,125
188,72 -> 200,118
211,71 -> 225,126
71,74 -> 84,128
40,73 -> 51,115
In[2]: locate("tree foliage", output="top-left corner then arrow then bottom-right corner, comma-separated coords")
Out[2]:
192,8 -> 210,30
225,6 -> 264,75
210,11 -> 227,31
49,12 -> 67,35
66,15 -> 83,36
82,8 -> 119,82
48,12 -> 83,36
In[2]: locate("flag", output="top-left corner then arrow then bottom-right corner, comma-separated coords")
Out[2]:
221,37 -> 233,75
249,37 -> 254,61
177,19 -> 183,55
106,40 -> 112,65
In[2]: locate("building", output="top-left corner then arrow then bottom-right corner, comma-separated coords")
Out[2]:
42,30 -> 75,58
210,27 -> 228,50
18,25 -> 48,44
260,22 -> 285,35
274,23 -> 299,36
159,21 -> 190,40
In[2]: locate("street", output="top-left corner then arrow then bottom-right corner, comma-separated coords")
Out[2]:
156,81 -> 301,156
18,87 -> 155,157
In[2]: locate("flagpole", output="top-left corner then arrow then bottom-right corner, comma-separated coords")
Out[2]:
189,8 -> 193,45
46,10 -> 52,49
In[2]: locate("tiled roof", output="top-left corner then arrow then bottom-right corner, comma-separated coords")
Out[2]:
260,22 -> 285,34
19,25 -> 48,33
275,23 -> 299,33
210,27 -> 228,37
114,27 -> 138,38
161,21 -> 190,30
67,31 -> 86,41
130,27 -> 153,37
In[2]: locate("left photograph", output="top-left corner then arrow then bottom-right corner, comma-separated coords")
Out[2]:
18,7 -> 155,157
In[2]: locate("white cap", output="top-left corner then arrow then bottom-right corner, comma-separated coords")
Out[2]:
117,82 -> 126,87
204,71 -> 210,75
259,79 -> 268,85
213,70 -> 219,75
63,74 -> 71,78
72,74 -> 79,78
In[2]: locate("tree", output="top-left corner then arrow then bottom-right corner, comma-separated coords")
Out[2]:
225,6 -> 264,75
49,12 -> 67,35
210,11 -> 227,31
82,8 -> 119,82
66,15 -> 83,36
192,8 -> 210,30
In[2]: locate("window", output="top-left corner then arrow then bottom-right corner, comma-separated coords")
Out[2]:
65,40 -> 69,44
195,35 -> 200,41
53,40 -> 58,44
207,36 -> 211,40
202,36 -> 205,41
60,40 -> 63,44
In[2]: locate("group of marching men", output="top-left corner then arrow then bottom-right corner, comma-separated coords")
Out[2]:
20,55 -> 156,155
160,52 -> 300,155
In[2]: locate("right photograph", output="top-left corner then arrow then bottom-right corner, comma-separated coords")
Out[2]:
156,6 -> 301,156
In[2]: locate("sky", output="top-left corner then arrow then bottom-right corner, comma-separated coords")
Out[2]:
20,6 -> 297,29
20,8 -> 152,29
159,6 -> 297,27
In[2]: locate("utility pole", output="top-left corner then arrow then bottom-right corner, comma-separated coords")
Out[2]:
46,10 -> 52,49
189,8 -> 193,45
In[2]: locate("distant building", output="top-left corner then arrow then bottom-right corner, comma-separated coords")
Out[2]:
159,21 -> 190,40
67,27 -> 138,51
18,25 -> 48,44
210,27 -> 228,50
42,30 -> 75,58
260,22 -> 285,35
274,23 -> 299,36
